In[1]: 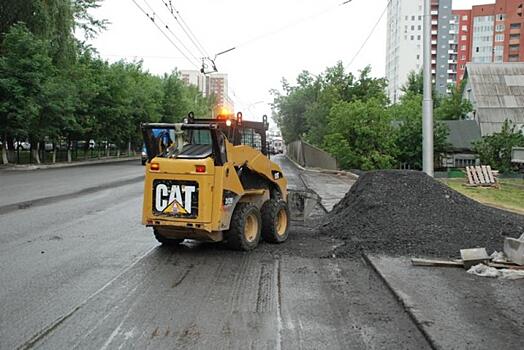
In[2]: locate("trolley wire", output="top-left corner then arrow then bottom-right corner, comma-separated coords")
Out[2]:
130,0 -> 200,69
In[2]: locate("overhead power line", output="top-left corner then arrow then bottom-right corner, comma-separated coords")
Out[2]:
233,0 -> 353,50
141,0 -> 201,64
130,0 -> 200,69
345,0 -> 390,70
160,0 -> 210,58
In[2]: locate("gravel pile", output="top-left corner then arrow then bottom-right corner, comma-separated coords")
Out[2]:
319,170 -> 524,258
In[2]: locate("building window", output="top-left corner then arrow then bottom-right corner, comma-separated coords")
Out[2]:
412,15 -> 415,20
461,35 -> 467,40
496,14 -> 506,21
510,33 -> 520,40
418,15 -> 422,20
462,25 -> 468,32
411,25 -> 415,30
411,35 -> 414,40
462,15 -> 468,20
495,34 -> 504,42
418,25 -> 421,30
496,24 -> 505,32
509,54 -> 519,62
461,45 -> 467,50
510,23 -> 521,29
417,35 -> 421,40
462,55 -> 466,60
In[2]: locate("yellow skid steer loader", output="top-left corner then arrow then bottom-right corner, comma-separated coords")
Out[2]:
141,112 -> 291,251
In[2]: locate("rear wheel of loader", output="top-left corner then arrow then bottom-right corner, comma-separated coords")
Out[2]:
153,228 -> 184,245
225,203 -> 261,251
261,199 -> 290,243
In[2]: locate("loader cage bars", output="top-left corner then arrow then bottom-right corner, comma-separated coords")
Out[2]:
141,123 -> 227,166
188,114 -> 269,156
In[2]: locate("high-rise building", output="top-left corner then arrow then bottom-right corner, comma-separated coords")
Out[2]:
179,70 -> 234,111
386,0 -> 453,103
451,9 -> 472,87
451,1 -> 524,87
180,70 -> 207,95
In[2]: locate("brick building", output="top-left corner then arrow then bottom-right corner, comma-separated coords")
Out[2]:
452,0 -> 524,87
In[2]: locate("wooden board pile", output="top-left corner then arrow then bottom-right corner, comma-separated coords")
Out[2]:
465,165 -> 497,187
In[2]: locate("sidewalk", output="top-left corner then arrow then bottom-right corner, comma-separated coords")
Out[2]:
0,156 -> 140,172
284,154 -> 356,212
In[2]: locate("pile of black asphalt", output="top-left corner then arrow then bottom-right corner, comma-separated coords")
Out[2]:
319,170 -> 524,258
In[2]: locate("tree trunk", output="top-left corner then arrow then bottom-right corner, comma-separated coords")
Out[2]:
1,144 -> 7,164
7,136 -> 15,163
128,141 -> 131,156
117,149 -> 120,158
67,141 -> 72,163
52,143 -> 56,164
32,143 -> 41,164
106,143 -> 109,158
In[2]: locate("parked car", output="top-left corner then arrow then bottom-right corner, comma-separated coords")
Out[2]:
15,141 -> 30,150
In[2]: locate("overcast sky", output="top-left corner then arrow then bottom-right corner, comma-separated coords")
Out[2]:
88,0 -> 492,120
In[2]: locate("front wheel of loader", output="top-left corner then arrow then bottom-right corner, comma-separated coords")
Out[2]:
154,228 -> 184,246
225,203 -> 261,251
261,199 -> 290,243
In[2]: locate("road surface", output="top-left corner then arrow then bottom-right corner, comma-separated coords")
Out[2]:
0,156 -> 431,349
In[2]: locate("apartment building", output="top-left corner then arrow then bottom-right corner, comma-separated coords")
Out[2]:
386,0 -> 453,103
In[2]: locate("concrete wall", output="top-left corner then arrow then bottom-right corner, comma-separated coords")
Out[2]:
287,139 -> 338,170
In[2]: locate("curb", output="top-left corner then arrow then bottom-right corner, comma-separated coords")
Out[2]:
361,253 -> 439,350
0,175 -> 144,216
0,156 -> 140,172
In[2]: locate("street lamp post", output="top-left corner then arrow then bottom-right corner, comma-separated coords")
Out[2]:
423,0 -> 434,176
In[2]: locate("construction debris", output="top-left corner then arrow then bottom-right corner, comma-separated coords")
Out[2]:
460,248 -> 490,269
503,233 -> 524,266
465,165 -> 497,187
467,263 -> 524,280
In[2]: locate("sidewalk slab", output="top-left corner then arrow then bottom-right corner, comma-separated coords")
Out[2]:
300,171 -> 355,212
365,255 -> 524,350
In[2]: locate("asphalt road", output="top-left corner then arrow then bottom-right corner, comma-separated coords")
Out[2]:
0,157 -> 431,349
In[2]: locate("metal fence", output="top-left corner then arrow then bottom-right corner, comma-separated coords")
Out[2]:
1,141 -> 139,165
286,139 -> 338,170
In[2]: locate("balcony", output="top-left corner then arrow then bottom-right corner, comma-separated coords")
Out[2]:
509,39 -> 520,45
431,40 -> 437,45
510,28 -> 521,35
431,10 -> 438,15
432,30 -> 438,35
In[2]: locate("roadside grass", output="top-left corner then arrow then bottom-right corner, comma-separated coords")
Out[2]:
441,178 -> 524,215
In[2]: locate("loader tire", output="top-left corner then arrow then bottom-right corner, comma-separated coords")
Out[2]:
154,228 -> 184,245
225,203 -> 261,251
261,199 -> 290,243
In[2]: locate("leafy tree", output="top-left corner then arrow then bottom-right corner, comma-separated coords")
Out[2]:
389,93 -> 450,169
0,24 -> 53,163
324,99 -> 396,170
434,80 -> 472,120
400,70 -> 424,96
473,120 -> 524,173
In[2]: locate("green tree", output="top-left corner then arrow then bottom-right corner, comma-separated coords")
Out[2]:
389,93 -> 450,169
434,81 -> 472,120
324,99 -> 396,170
0,24 -> 54,163
473,120 -> 524,173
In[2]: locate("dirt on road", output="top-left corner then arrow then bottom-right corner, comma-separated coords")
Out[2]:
319,170 -> 524,258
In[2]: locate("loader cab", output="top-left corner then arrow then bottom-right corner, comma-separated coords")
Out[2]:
187,112 -> 270,156
141,123 -> 227,166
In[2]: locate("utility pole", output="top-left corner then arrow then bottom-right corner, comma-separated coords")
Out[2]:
423,0 -> 434,176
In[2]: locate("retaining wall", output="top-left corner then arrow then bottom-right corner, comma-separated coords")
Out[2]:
287,139 -> 338,170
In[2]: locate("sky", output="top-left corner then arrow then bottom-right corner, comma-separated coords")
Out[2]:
87,0 -> 493,121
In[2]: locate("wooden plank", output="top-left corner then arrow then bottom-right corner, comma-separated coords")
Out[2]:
466,166 -> 474,185
486,165 -> 496,184
481,165 -> 491,184
470,166 -> 480,184
489,263 -> 524,270
411,258 -> 464,267
475,166 -> 486,184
